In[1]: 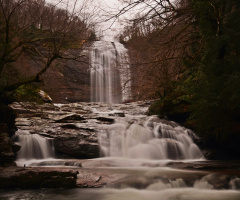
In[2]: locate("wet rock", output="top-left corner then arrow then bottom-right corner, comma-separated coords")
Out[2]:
11,143 -> 21,153
30,160 -> 82,167
0,167 -> 78,188
61,124 -> 79,129
166,160 -> 240,170
76,170 -> 126,188
54,134 -> 100,158
54,114 -> 85,123
97,117 -> 114,123
200,174 -> 230,189
15,119 -> 32,126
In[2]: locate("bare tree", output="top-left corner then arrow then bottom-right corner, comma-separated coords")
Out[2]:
112,0 -> 197,100
0,0 -> 95,95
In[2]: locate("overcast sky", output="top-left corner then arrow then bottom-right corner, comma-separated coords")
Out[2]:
92,0 -> 123,40
46,0 -> 128,41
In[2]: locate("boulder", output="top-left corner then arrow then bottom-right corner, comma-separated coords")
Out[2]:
38,90 -> 52,103
53,131 -> 100,158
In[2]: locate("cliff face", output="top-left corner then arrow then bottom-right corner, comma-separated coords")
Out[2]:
41,58 -> 90,103
2,49 -> 91,103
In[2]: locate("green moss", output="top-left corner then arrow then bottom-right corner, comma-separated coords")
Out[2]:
13,84 -> 44,104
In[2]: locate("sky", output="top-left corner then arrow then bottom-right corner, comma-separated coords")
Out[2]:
47,0 -> 128,41
88,0 -> 135,41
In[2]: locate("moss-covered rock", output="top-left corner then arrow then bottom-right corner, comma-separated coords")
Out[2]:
13,84 -> 52,104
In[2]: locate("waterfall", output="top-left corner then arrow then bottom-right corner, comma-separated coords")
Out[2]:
98,116 -> 203,160
13,130 -> 55,161
90,41 -> 131,103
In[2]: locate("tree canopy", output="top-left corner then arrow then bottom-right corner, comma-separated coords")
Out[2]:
117,0 -> 240,155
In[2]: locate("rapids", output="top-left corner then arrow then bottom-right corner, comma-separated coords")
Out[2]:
6,101 -> 240,200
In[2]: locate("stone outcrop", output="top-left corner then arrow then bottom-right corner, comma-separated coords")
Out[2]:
0,167 -> 78,188
0,103 -> 18,167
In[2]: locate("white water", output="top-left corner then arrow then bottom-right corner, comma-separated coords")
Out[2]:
90,41 -> 131,103
13,130 -> 55,165
98,115 -> 203,160
6,103 -> 240,199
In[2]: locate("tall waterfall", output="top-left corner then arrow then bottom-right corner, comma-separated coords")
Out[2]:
90,41 -> 131,103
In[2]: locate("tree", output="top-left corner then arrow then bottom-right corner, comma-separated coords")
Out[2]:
115,0 -> 195,100
0,0 -> 95,101
116,0 -> 240,158
0,0 -> 96,166
188,0 -> 240,134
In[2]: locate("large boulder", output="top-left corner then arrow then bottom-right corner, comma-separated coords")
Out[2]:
42,128 -> 100,159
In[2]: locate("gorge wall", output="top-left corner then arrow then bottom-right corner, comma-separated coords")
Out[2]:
4,41 -> 133,104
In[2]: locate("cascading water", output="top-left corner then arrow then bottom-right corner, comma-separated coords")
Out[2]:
98,116 -> 203,160
90,41 -> 131,103
3,102 -> 240,200
13,130 -> 55,161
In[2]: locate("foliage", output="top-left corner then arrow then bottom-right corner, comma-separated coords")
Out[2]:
148,91 -> 192,123
0,0 -> 95,102
187,0 -> 240,136
120,0 -> 240,154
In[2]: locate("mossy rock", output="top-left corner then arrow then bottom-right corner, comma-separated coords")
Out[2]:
13,84 -> 51,104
